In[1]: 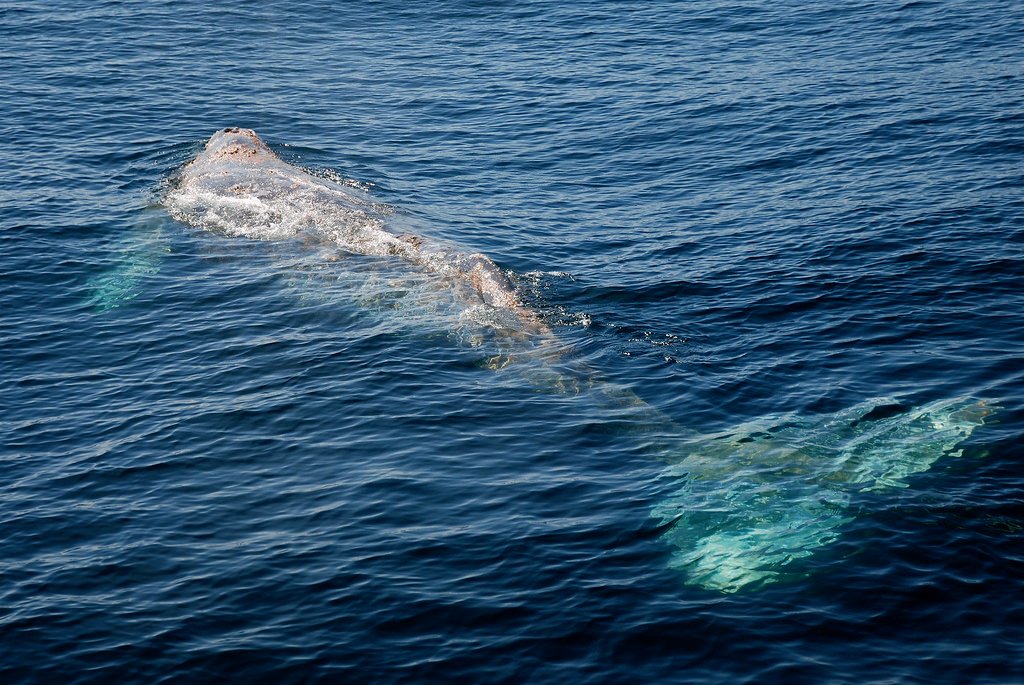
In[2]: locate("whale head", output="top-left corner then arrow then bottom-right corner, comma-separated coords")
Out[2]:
200,127 -> 275,163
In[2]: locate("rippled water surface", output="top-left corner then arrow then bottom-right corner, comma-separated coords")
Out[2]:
2,1 -> 1023,682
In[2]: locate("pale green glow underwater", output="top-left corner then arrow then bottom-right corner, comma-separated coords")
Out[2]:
652,397 -> 992,592
88,215 -> 168,312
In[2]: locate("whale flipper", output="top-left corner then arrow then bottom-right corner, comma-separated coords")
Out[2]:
88,213 -> 168,311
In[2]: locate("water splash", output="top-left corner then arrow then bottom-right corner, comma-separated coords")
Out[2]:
652,397 -> 993,592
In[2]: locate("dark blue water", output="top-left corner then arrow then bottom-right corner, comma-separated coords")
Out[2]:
3,1 -> 1023,682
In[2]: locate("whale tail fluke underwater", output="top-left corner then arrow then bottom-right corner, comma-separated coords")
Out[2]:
652,396 -> 994,592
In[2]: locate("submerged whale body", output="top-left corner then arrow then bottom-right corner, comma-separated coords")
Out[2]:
165,127 -> 542,332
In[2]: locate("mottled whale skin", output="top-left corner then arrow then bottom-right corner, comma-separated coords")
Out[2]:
167,127 -> 544,332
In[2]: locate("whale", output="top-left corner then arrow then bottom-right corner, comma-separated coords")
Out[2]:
155,128 -> 994,593
164,127 -> 546,335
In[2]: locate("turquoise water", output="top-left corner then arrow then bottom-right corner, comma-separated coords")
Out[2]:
2,1 -> 1023,682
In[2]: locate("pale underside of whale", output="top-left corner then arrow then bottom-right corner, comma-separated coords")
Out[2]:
95,128 -> 995,593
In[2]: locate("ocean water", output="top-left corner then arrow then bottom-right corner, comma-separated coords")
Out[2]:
2,0 -> 1023,682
